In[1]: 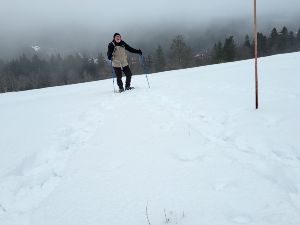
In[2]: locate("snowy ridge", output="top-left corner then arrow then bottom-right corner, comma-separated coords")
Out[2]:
0,52 -> 300,225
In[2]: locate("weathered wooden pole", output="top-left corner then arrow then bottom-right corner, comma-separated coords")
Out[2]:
254,0 -> 259,109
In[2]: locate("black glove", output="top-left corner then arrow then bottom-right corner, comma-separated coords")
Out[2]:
137,49 -> 142,55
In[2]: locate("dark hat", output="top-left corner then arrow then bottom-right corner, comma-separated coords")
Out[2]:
113,33 -> 121,38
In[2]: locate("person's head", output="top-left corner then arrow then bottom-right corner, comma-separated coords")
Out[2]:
113,33 -> 121,43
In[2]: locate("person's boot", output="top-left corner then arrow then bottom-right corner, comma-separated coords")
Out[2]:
125,86 -> 134,90
119,87 -> 125,93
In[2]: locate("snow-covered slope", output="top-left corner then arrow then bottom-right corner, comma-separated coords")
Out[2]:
0,53 -> 300,225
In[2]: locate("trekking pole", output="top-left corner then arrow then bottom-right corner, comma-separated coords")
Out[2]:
139,55 -> 151,89
109,60 -> 116,93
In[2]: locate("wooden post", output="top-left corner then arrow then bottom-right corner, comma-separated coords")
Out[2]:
254,0 -> 259,109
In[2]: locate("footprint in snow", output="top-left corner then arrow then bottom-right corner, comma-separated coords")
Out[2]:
103,161 -> 123,172
231,215 -> 252,224
172,153 -> 207,163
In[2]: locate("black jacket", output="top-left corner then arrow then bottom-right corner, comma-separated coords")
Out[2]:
107,40 -> 140,60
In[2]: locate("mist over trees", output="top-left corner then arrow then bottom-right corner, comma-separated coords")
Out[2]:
1,25 -> 300,93
0,54 -> 110,93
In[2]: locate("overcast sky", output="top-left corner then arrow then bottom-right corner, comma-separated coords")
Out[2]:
0,0 -> 299,57
1,0 -> 299,28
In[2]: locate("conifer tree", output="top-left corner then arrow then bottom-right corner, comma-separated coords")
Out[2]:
154,45 -> 166,72
244,35 -> 251,48
269,28 -> 279,54
145,55 -> 154,73
296,28 -> 300,50
223,36 -> 236,62
257,32 -> 268,56
278,26 -> 289,53
170,35 -> 193,69
236,35 -> 253,59
287,31 -> 296,52
212,42 -> 224,63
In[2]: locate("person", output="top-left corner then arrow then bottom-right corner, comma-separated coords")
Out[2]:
107,33 -> 142,92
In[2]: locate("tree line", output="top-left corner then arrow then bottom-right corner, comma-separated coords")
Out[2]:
150,26 -> 300,71
0,26 -> 300,93
0,53 -> 111,93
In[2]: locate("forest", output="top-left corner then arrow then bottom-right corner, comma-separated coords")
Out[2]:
0,26 -> 299,93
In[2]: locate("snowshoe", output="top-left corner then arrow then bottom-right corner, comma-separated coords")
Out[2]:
125,87 -> 135,91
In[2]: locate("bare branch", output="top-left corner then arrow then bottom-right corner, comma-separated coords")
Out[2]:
164,208 -> 170,224
146,202 -> 151,225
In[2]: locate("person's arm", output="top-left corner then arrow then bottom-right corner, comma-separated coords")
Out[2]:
124,41 -> 142,55
107,42 -> 115,60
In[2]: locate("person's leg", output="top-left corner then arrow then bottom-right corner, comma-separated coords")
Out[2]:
122,65 -> 132,89
113,67 -> 124,90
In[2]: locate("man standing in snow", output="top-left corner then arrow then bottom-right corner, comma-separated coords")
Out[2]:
107,33 -> 142,92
